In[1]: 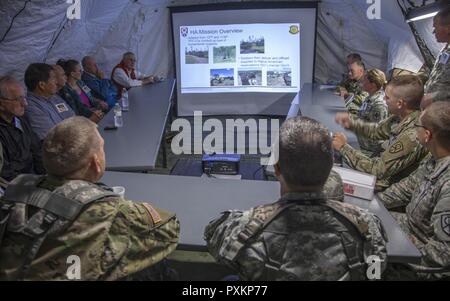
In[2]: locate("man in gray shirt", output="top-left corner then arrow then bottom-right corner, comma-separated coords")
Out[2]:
24,63 -> 75,140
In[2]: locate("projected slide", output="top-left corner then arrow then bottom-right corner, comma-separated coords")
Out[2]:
180,23 -> 300,94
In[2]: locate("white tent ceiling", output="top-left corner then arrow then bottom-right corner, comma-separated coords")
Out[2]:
0,0 -> 444,83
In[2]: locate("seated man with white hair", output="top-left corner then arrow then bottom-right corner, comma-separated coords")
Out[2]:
111,52 -> 156,99
0,76 -> 45,181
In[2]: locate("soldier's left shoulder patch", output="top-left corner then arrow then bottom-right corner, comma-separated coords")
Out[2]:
142,203 -> 162,225
389,142 -> 404,154
441,214 -> 450,237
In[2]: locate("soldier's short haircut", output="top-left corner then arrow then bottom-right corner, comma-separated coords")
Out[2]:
278,116 -> 333,188
388,74 -> 424,110
43,116 -> 100,177
422,101 -> 450,150
350,60 -> 365,70
0,75 -> 21,99
347,53 -> 362,62
24,63 -> 54,91
123,52 -> 135,60
436,6 -> 450,25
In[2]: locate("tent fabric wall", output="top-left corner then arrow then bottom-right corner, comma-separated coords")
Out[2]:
0,0 -> 443,84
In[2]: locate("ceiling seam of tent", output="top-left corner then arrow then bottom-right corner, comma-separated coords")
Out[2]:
43,15 -> 69,63
0,0 -> 32,44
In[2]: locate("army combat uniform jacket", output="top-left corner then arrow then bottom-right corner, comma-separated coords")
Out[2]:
0,175 -> 180,281
378,155 -> 450,279
339,78 -> 369,115
425,44 -> 450,103
204,192 -> 387,281
340,111 -> 429,191
352,89 -> 388,157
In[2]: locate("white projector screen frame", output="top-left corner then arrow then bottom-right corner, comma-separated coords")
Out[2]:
170,2 -> 318,116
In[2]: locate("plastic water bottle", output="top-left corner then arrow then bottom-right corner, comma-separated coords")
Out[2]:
121,89 -> 129,111
113,103 -> 123,128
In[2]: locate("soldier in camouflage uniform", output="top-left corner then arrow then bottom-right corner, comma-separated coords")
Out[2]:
352,69 -> 389,157
334,75 -> 429,191
0,117 -> 180,280
204,116 -> 387,281
338,61 -> 369,114
378,102 -> 450,280
422,7 -> 450,108
323,169 -> 345,202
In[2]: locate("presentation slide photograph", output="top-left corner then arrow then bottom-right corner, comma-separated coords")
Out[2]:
210,68 -> 234,86
267,69 -> 292,87
213,46 -> 236,64
238,70 -> 262,86
185,45 -> 209,64
180,23 -> 300,94
240,36 -> 265,54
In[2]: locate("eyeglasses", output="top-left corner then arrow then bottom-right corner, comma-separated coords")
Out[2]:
0,96 -> 27,103
414,122 -> 428,130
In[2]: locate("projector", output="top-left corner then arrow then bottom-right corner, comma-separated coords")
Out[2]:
202,154 -> 240,175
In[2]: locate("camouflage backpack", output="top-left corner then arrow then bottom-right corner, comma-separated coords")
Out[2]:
0,174 -> 118,280
222,192 -> 381,281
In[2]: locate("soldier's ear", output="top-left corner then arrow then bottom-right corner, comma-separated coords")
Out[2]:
425,129 -> 432,143
274,163 -> 282,178
91,154 -> 101,174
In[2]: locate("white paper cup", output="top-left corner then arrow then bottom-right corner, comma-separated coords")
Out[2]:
112,186 -> 125,198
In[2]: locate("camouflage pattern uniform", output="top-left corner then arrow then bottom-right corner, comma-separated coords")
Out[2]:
424,44 -> 450,103
0,175 -> 180,281
323,169 -> 345,202
339,78 -> 369,115
352,89 -> 389,158
204,192 -> 387,281
339,111 -> 429,191
378,155 -> 450,279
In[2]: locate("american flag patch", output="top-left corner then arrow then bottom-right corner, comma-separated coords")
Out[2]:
142,203 -> 162,225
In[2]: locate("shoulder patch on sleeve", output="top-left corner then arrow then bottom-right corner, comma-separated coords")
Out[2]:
441,215 -> 450,237
389,142 -> 404,154
142,203 -> 162,225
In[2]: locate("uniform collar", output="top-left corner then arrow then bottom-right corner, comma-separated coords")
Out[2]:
280,191 -> 326,203
367,89 -> 384,103
425,155 -> 450,182
392,110 -> 420,136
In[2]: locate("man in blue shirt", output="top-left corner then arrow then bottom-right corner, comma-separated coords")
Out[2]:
24,63 -> 75,140
81,56 -> 117,108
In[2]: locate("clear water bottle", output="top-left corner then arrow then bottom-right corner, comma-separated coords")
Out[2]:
121,89 -> 129,111
113,103 -> 123,128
